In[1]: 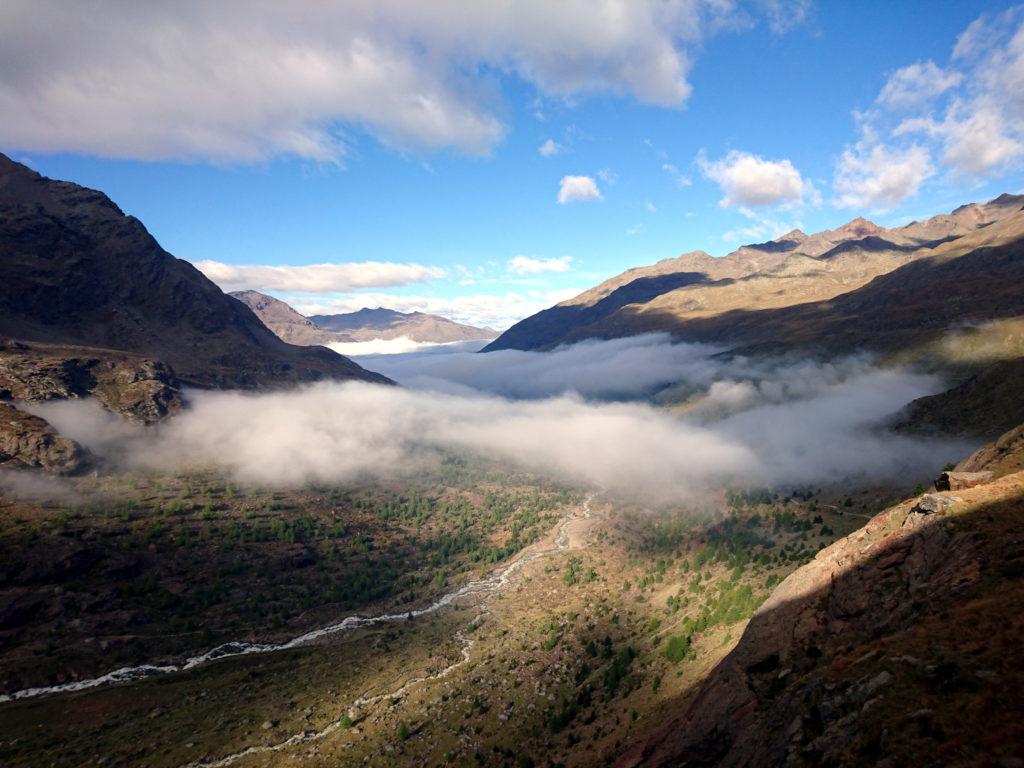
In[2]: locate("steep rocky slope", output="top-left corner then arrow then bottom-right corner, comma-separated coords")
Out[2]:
0,403 -> 92,474
619,426 -> 1024,768
0,154 -> 389,389
0,340 -> 181,423
486,195 -> 1024,353
311,307 -> 497,343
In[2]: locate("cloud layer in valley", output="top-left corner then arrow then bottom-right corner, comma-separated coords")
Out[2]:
32,335 -> 971,503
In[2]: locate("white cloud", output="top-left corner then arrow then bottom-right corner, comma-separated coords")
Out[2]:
0,1 -> 761,163
290,288 -> 581,331
721,207 -> 797,243
952,9 -> 1016,61
758,0 -> 814,35
856,9 -> 1024,186
833,141 -> 933,209
508,255 -> 574,275
193,260 -> 444,293
644,200 -> 657,212
557,175 -> 602,204
661,163 -> 692,187
877,60 -> 962,110
538,139 -> 561,157
722,223 -> 769,243
939,101 -> 1024,177
698,150 -> 812,207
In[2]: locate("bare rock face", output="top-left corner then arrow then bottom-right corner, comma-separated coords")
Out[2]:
309,306 -> 498,343
0,402 -> 92,474
0,340 -> 182,423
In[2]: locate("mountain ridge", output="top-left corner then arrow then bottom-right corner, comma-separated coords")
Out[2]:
230,291 -> 497,345
484,194 -> 1024,354
310,306 -> 497,343
0,154 -> 390,391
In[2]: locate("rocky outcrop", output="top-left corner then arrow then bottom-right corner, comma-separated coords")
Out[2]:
955,423 -> 1024,478
620,465 -> 1024,767
935,470 -> 995,491
0,402 -> 92,474
0,154 -> 390,389
0,340 -> 181,423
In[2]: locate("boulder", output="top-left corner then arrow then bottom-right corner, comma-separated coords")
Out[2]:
934,470 -> 994,491
0,402 -> 93,474
910,494 -> 961,515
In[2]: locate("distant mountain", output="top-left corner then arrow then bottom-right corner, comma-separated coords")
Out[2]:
229,290 -> 351,346
230,293 -> 495,346
484,195 -> 1024,354
0,154 -> 390,393
311,307 -> 497,343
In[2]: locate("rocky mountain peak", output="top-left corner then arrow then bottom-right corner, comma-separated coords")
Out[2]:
834,215 -> 882,238
775,228 -> 807,242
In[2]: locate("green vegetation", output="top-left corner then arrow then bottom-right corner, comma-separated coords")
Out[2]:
663,634 -> 690,663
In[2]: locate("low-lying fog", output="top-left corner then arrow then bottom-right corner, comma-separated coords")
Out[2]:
30,334 -> 972,502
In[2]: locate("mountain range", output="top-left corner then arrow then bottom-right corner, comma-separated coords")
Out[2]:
486,195 -> 1024,355
230,291 -> 496,346
0,153 -> 1022,768
487,194 -> 1024,438
310,306 -> 497,343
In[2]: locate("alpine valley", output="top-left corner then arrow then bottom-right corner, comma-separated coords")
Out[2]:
1,5 -> 1023,768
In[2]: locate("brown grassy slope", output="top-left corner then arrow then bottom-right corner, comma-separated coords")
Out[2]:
485,196 -> 1024,352
577,209 -> 1024,354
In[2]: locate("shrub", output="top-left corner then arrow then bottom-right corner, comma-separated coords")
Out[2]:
663,635 -> 690,663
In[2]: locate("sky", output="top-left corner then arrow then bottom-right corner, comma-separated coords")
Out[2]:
3,1 -> 1024,330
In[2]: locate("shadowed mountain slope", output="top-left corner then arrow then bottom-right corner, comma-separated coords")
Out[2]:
618,428 -> 1024,767
0,155 -> 389,388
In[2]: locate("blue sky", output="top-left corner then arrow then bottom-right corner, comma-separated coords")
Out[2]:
4,1 -> 1023,329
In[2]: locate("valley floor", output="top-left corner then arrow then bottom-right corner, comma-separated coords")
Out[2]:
0,467 -> 885,767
